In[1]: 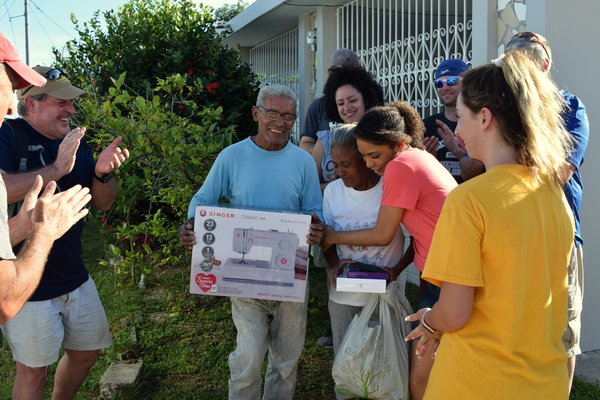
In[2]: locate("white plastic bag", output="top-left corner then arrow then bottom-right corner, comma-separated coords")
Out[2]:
332,281 -> 413,399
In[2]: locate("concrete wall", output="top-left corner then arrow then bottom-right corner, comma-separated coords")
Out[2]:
528,0 -> 600,352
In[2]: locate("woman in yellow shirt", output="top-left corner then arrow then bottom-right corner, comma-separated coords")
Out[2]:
405,51 -> 574,399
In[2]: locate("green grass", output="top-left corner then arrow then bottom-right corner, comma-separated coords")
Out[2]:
0,217 -> 599,399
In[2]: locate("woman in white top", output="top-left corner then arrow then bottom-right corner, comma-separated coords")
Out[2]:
323,124 -> 410,398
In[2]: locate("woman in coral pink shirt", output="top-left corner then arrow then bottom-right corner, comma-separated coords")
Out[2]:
320,101 -> 457,400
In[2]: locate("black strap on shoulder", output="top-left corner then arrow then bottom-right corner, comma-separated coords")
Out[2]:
4,119 -> 46,218
4,119 -> 30,172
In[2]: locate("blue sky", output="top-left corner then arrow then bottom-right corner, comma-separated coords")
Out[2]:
1,0 -> 249,66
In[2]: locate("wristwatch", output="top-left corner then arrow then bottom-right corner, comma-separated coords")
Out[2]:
94,171 -> 116,183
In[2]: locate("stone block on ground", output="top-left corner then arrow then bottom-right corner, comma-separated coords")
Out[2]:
100,359 -> 144,399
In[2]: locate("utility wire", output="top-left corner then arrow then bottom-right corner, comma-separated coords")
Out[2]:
0,0 -> 18,23
29,0 -> 75,39
1,0 -> 19,46
30,4 -> 57,49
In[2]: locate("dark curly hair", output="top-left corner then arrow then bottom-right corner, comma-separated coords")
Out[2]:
323,65 -> 384,123
354,101 -> 425,149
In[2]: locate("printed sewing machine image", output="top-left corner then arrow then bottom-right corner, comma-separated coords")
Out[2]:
222,228 -> 299,287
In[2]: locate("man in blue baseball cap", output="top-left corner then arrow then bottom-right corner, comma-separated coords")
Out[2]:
422,58 -> 484,182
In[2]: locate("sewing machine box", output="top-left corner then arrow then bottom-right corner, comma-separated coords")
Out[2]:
189,206 -> 311,303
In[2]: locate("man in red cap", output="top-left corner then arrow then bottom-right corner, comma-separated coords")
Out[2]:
0,32 -> 93,324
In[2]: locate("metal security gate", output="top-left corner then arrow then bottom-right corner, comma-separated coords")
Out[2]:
337,0 -> 472,118
249,29 -> 300,141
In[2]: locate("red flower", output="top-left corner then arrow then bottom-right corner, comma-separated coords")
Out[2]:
187,68 -> 194,76
178,103 -> 186,110
205,82 -> 219,95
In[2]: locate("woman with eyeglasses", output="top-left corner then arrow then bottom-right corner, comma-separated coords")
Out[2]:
312,64 -> 384,190
316,101 -> 457,400
404,51 -> 574,399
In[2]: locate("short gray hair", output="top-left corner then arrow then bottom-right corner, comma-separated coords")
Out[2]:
330,48 -> 360,68
330,123 -> 359,154
506,32 -> 552,65
17,94 -> 48,117
256,84 -> 297,110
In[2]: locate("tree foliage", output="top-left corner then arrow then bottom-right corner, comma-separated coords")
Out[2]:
213,0 -> 248,35
56,0 -> 259,138
51,0 -> 260,283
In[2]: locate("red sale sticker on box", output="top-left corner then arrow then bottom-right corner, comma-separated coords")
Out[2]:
190,206 -> 311,302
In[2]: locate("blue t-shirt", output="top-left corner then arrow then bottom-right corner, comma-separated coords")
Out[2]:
0,119 -> 94,300
316,129 -> 335,183
188,137 -> 322,219
561,90 -> 589,246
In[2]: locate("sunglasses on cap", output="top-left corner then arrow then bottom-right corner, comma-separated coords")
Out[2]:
510,32 -> 550,60
434,76 -> 461,89
20,68 -> 70,96
44,68 -> 69,81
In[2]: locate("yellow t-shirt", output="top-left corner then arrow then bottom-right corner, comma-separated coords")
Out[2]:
423,164 -> 573,400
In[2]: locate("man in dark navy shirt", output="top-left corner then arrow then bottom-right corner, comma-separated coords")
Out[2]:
0,33 -> 93,327
0,65 -> 129,399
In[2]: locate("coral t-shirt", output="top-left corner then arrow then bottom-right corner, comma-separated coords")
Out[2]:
381,148 -> 456,270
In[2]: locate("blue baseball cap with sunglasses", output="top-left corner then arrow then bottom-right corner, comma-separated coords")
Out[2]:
434,59 -> 469,80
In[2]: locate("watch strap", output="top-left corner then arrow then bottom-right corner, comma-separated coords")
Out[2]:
94,171 -> 116,183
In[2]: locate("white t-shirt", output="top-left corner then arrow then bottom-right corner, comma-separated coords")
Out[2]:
323,178 -> 406,306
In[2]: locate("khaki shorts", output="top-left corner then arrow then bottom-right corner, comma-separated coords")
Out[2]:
563,245 -> 584,357
0,277 -> 112,367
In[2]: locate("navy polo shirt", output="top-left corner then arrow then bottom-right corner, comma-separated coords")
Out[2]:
0,119 -> 95,300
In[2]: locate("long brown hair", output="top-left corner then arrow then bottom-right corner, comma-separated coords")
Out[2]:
461,51 -> 572,185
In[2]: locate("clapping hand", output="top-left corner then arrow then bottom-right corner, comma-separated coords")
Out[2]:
95,136 -> 130,175
422,136 -> 439,157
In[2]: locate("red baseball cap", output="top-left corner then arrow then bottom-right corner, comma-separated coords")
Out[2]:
0,32 -> 46,89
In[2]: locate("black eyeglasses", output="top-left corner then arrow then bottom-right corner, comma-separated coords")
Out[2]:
20,68 -> 69,96
509,32 -> 550,60
434,76 -> 461,89
258,106 -> 296,123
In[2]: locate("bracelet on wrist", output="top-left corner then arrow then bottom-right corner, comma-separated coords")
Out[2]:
421,309 -> 436,334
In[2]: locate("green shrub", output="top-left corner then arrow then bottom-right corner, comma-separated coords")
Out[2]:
55,0 -> 259,140
74,72 -> 233,283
